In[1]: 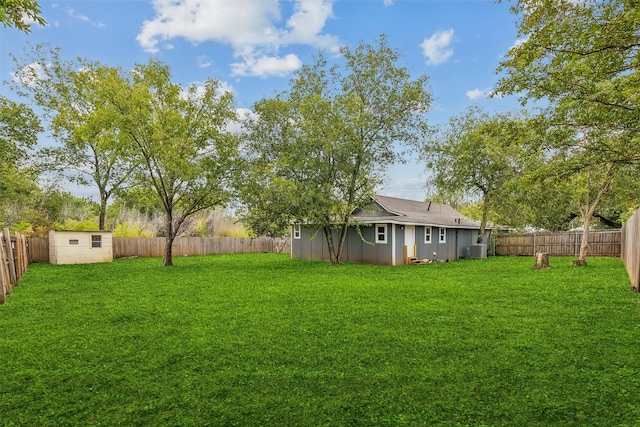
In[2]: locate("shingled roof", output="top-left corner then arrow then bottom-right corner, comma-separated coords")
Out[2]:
353,194 -> 485,229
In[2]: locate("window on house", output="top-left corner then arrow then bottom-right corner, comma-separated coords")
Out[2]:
69,239 -> 79,245
439,228 -> 446,243
293,224 -> 301,240
376,224 -> 387,244
425,226 -> 432,244
91,235 -> 102,248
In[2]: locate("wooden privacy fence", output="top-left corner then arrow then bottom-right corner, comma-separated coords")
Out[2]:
27,236 -> 291,263
495,230 -> 621,257
113,236 -> 290,258
622,209 -> 640,292
1,229 -> 29,305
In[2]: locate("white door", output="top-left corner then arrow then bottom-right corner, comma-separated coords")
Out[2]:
405,225 -> 415,258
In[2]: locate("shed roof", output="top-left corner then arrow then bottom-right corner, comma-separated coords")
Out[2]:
353,194 -> 486,229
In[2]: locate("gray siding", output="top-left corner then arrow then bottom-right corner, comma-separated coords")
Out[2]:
292,224 -> 490,265
292,225 -> 394,265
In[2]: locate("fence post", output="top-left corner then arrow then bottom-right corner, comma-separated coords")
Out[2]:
0,233 -> 11,299
533,232 -> 536,256
3,229 -> 17,286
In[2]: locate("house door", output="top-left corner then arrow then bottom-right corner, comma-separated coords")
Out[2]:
405,225 -> 416,258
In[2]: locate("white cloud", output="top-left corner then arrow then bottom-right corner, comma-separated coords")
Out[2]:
466,87 -> 493,100
137,0 -> 338,77
197,55 -> 212,69
280,0 -> 339,51
231,53 -> 303,78
420,29 -> 455,66
66,7 -> 89,22
66,6 -> 106,27
383,0 -> 393,6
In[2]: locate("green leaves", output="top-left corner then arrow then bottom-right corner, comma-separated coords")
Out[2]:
0,0 -> 46,32
496,0 -> 640,162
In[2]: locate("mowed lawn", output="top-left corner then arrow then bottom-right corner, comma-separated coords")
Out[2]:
1,254 -> 639,426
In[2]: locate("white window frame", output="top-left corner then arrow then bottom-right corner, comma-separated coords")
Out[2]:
375,224 -> 387,244
439,228 -> 446,244
293,224 -> 301,240
424,226 -> 432,244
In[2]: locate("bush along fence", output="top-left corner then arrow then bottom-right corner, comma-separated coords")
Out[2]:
27,236 -> 292,263
1,229 -> 29,305
495,230 -> 621,257
622,209 -> 640,292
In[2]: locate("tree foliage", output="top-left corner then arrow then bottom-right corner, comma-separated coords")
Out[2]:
240,36 -> 431,263
496,0 -> 640,163
0,0 -> 46,32
422,106 -> 543,241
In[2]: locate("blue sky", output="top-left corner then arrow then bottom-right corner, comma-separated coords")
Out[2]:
1,0 -> 526,201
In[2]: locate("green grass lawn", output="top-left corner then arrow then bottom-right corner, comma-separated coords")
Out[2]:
1,254 -> 639,426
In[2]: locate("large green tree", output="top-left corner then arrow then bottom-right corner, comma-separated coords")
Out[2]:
0,0 -> 45,32
495,0 -> 640,265
110,59 -> 238,266
11,46 -> 137,229
241,36 -> 432,264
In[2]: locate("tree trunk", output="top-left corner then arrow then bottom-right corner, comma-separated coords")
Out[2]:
323,226 -> 339,264
477,192 -> 490,244
334,222 -> 350,265
574,165 -> 615,266
574,213 -> 592,266
99,193 -> 108,230
163,211 -> 174,267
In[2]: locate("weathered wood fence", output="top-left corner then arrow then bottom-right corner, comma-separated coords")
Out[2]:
495,230 -> 621,257
622,209 -> 640,291
27,236 -> 291,263
1,229 -> 29,305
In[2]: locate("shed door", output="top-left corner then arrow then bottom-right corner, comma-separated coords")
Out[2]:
405,225 -> 415,258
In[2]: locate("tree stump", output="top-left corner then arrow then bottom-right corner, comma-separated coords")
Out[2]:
533,252 -> 550,270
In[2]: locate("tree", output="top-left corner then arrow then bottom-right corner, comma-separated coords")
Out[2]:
0,0 -> 45,32
540,132 -> 637,265
496,0 -> 640,164
11,45 -> 138,230
110,59 -> 238,266
422,106 -> 539,243
495,0 -> 640,264
241,36 -> 431,263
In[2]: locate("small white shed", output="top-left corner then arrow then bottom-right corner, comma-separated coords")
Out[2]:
49,230 -> 113,265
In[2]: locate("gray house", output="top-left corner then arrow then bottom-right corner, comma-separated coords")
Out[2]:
291,194 -> 490,266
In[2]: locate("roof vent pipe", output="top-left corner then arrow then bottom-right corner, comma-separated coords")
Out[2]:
427,201 -> 431,211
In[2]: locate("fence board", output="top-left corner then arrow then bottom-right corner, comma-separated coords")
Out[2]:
26,237 -> 48,264
622,210 -> 640,291
496,230 -> 621,257
0,233 -> 11,301
0,230 -> 31,305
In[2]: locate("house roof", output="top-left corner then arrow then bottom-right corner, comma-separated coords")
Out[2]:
353,194 -> 486,229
